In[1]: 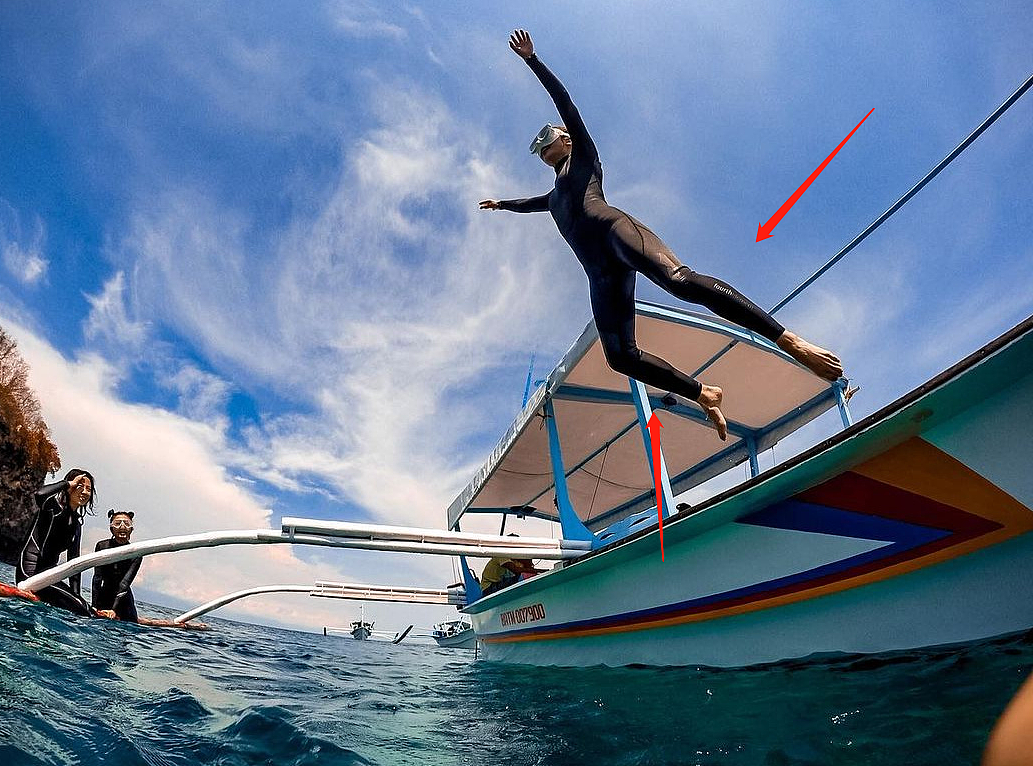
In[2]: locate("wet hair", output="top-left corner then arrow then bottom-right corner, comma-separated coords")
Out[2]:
107,509 -> 135,521
63,468 -> 96,517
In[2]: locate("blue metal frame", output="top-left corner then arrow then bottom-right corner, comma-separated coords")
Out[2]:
458,506 -> 558,522
834,379 -> 854,428
745,435 -> 760,478
447,302 -> 847,533
587,438 -> 753,530
629,378 -> 676,519
521,353 -> 537,408
451,522 -> 483,603
480,382 -> 840,532
553,384 -> 755,440
543,397 -> 599,547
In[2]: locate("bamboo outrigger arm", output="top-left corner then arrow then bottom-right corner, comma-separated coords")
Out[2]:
17,520 -> 589,593
174,584 -> 314,623
174,581 -> 467,624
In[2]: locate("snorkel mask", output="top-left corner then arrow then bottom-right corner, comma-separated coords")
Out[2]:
529,124 -> 566,156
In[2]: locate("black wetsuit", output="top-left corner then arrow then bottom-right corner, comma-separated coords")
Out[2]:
500,54 -> 784,401
91,538 -> 140,622
16,480 -> 92,616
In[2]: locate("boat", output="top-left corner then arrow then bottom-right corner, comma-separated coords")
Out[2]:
448,305 -> 1033,667
350,622 -> 373,640
350,604 -> 374,640
431,618 -> 476,649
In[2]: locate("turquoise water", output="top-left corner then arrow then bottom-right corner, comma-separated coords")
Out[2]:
2,565 -> 1029,765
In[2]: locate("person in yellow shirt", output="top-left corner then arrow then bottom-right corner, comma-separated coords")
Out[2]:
480,535 -> 544,596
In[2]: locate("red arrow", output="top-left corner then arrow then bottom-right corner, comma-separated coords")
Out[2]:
647,412 -> 665,561
756,108 -> 873,242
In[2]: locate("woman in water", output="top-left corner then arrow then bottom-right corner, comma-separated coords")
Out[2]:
16,468 -> 96,615
91,510 -> 141,622
480,30 -> 843,439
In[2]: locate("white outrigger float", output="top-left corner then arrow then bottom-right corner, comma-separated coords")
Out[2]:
13,521 -> 580,628
172,581 -> 467,625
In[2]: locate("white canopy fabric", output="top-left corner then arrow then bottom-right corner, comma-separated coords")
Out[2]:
447,302 -> 837,533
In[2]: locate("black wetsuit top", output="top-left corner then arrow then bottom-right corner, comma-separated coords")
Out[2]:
91,538 -> 140,622
500,54 -> 784,401
16,480 -> 92,616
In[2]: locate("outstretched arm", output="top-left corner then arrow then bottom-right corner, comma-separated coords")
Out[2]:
509,30 -> 598,162
480,193 -> 551,213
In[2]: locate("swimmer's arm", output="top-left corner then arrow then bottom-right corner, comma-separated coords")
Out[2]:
34,480 -> 69,507
983,673 -> 1033,766
510,31 -> 598,163
481,194 -> 551,213
111,557 -> 142,609
68,526 -> 82,595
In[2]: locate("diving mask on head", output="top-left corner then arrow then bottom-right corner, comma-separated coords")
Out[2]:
529,124 -> 565,156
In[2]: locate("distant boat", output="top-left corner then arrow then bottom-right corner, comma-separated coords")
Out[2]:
350,604 -> 373,640
349,621 -> 373,640
431,619 -> 476,649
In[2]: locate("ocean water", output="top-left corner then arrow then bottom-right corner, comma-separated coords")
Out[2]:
2,571 -> 1030,765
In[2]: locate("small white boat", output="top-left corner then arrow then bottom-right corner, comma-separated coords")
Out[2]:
431,619 -> 476,649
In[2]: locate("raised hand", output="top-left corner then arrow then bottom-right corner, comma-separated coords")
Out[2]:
68,474 -> 92,508
509,29 -> 534,59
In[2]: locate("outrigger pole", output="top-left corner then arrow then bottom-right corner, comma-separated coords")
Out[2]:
18,519 -> 590,594
310,580 -> 466,606
175,584 -> 313,623
173,581 -> 466,624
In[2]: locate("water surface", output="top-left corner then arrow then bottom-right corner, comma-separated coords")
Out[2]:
1,564 -> 1028,765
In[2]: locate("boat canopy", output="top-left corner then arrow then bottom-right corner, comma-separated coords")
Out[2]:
447,302 -> 839,533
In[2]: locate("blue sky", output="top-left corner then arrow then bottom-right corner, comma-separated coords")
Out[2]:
1,2 -> 1030,631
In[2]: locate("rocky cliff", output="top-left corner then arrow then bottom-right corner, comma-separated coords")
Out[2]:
0,418 -> 47,565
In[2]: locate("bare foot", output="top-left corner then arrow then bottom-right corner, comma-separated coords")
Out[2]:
776,331 -> 844,381
697,384 -> 728,441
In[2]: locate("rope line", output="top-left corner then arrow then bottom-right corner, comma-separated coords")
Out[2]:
691,72 -> 1033,379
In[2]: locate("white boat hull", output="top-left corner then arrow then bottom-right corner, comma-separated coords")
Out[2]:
433,628 -> 477,649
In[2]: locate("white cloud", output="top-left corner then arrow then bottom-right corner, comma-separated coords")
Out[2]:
0,201 -> 49,286
84,271 -> 148,352
0,79 -> 589,631
163,363 -> 234,426
109,82 -> 585,533
328,0 -> 407,40
2,314 -> 462,631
